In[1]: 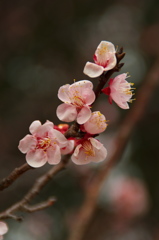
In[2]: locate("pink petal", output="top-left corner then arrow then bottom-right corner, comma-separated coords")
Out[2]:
89,137 -> 103,150
0,222 -> 8,235
93,144 -> 107,162
104,53 -> 117,71
71,147 -> 91,165
69,80 -> 95,105
84,111 -> 107,134
47,146 -> 61,165
111,92 -> 129,109
73,144 -> 82,157
35,120 -> 54,137
77,106 -> 92,124
69,80 -> 93,99
50,129 -> 67,148
26,149 -> 47,167
61,140 -> 75,154
83,62 -> 104,78
56,103 -> 77,122
29,120 -> 41,134
58,84 -> 71,103
82,88 -> 95,105
18,135 -> 37,153
95,41 -> 116,68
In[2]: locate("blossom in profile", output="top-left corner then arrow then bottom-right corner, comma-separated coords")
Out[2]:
102,73 -> 134,109
18,120 -> 68,167
83,41 -> 116,78
71,137 -> 107,165
0,221 -> 8,240
83,111 -> 108,134
56,80 -> 95,124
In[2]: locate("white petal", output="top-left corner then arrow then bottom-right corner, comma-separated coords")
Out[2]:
104,53 -> 117,71
26,149 -> 47,168
51,129 -> 67,148
29,120 -> 41,134
58,84 -> 71,103
97,41 -> 116,53
77,106 -> 91,124
18,135 -> 37,153
83,62 -> 104,78
56,103 -> 77,122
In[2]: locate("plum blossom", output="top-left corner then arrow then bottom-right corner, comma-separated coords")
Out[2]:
56,80 -> 95,124
102,73 -> 135,109
107,176 -> 149,220
0,221 -> 8,240
18,120 -> 68,167
83,111 -> 108,134
71,137 -> 107,165
83,41 -> 117,78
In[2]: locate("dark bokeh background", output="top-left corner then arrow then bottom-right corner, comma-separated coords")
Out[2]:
1,0 -> 159,239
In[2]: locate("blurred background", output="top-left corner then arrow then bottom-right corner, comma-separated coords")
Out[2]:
0,0 -> 159,239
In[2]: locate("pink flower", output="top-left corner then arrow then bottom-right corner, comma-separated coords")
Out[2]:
102,73 -> 134,109
71,137 -> 107,165
56,80 -> 95,124
0,221 -> 8,240
107,176 -> 149,220
18,120 -> 68,167
83,111 -> 108,134
83,41 -> 117,78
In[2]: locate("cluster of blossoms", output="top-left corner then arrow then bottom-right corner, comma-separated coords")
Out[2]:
18,41 -> 135,168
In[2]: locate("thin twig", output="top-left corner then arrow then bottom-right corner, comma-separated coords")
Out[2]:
68,59 -> 159,240
0,163 -> 33,191
0,155 -> 70,220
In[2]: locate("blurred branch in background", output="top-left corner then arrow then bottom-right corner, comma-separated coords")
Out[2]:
68,58 -> 159,240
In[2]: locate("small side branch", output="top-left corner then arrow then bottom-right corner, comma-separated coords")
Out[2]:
0,163 -> 33,191
0,155 -> 70,220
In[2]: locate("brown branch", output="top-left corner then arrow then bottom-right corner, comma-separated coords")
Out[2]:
68,59 -> 159,240
22,197 -> 56,213
0,155 -> 70,220
0,163 -> 33,191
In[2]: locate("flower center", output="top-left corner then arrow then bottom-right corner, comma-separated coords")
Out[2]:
91,112 -> 107,130
82,140 -> 95,157
38,137 -> 51,151
98,45 -> 108,55
72,95 -> 85,108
